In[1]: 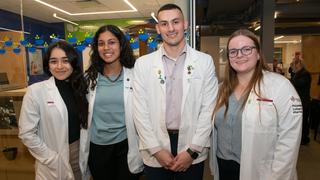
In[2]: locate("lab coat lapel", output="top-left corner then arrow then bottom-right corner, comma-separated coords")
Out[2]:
123,68 -> 132,107
181,46 -> 197,112
46,76 -> 67,121
152,49 -> 166,93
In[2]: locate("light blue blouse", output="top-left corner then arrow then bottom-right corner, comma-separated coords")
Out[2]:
90,73 -> 126,145
214,93 -> 243,163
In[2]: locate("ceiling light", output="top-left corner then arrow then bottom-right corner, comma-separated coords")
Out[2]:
127,20 -> 147,25
34,0 -> 137,16
274,12 -> 278,19
254,26 -> 261,31
53,13 -> 78,26
275,40 -> 301,44
274,35 -> 284,40
151,12 -> 158,23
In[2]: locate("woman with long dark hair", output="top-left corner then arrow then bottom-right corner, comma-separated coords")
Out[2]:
19,40 -> 88,180
79,25 -> 143,180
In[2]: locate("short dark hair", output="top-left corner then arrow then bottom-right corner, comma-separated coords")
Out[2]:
157,3 -> 183,18
86,25 -> 135,90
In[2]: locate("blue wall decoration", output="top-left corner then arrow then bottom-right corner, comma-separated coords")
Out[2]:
84,37 -> 93,44
138,29 -> 148,41
0,48 -> 6,55
129,38 -> 139,49
20,39 -> 28,46
75,41 -> 86,52
67,33 -> 77,44
125,32 -> 131,41
34,35 -> 44,46
13,46 -> 21,54
4,39 -> 13,47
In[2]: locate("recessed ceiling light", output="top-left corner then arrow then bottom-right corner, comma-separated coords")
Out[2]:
274,35 -> 284,40
254,26 -> 261,31
34,0 -> 137,16
275,40 -> 301,44
53,13 -> 78,26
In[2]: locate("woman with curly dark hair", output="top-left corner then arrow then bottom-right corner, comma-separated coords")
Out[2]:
79,25 -> 143,180
19,40 -> 88,180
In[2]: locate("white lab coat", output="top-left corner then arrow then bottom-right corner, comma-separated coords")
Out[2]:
79,68 -> 144,179
133,45 -> 218,167
210,71 -> 302,180
19,76 -> 74,180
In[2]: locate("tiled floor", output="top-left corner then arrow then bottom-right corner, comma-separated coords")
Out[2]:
297,133 -> 320,180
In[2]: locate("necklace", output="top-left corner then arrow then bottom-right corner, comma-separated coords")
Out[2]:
105,68 -> 123,83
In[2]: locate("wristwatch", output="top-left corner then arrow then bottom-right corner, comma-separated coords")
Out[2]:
186,148 -> 199,159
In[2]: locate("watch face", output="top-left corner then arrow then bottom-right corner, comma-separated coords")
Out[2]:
187,148 -> 199,159
192,152 -> 199,159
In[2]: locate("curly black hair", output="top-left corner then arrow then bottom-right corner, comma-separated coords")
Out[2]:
85,25 -> 135,90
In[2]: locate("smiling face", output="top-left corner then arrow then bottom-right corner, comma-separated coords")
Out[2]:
97,31 -> 121,65
228,35 -> 260,76
49,47 -> 73,80
156,8 -> 188,48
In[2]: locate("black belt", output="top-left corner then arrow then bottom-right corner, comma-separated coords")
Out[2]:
167,129 -> 179,134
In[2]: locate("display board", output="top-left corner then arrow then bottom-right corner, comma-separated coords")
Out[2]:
0,31 -> 27,91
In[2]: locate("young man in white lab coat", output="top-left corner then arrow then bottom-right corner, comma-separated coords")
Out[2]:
133,3 -> 218,180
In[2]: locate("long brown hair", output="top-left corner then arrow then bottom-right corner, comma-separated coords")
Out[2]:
214,29 -> 270,117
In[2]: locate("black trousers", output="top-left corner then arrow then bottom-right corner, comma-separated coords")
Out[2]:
144,133 -> 204,180
301,101 -> 310,144
88,139 -> 140,180
217,157 -> 240,180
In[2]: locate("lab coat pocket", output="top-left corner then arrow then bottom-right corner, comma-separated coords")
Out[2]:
47,152 -> 59,171
258,101 -> 277,131
36,155 -> 59,180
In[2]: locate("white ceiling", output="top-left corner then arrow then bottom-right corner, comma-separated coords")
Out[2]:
0,0 -> 174,23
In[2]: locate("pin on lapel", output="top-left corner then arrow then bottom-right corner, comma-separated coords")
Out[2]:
187,65 -> 194,75
158,69 -> 165,84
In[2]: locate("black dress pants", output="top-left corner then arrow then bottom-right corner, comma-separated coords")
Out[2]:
88,139 -> 140,180
217,157 -> 240,180
144,132 -> 204,180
